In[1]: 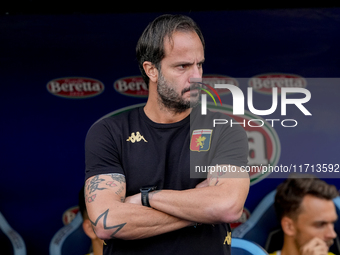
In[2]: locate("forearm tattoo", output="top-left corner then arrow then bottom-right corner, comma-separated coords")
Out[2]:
86,174 -> 127,238
89,209 -> 127,239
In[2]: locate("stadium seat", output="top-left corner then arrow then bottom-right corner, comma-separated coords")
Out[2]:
0,211 -> 26,255
49,212 -> 91,255
233,190 -> 340,254
231,237 -> 268,254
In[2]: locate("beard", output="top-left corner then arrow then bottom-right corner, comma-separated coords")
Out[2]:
157,72 -> 200,113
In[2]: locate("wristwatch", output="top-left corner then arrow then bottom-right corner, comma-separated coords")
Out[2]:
140,186 -> 157,207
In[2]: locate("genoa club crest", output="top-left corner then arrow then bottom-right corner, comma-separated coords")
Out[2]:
190,129 -> 213,152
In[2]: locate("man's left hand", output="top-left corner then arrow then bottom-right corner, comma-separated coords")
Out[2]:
125,193 -> 142,205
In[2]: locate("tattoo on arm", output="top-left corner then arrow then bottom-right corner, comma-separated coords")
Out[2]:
109,173 -> 126,184
107,174 -> 126,201
89,209 -> 127,239
106,181 -> 117,187
86,175 -> 107,194
115,186 -> 124,196
85,175 -> 107,203
85,174 -> 126,204
86,194 -> 96,203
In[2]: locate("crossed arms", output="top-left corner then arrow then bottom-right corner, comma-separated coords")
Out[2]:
85,167 -> 249,241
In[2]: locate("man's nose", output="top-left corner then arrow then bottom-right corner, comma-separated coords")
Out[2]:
190,64 -> 202,79
326,225 -> 337,239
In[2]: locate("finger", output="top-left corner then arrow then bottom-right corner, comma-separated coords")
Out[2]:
300,237 -> 329,255
195,179 -> 208,188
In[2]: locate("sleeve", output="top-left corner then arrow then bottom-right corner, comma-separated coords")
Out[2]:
210,122 -> 249,168
85,119 -> 125,180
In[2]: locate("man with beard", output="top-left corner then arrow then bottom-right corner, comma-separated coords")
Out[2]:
270,175 -> 339,255
84,14 -> 249,255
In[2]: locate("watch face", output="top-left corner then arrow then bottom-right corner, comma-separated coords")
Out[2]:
140,186 -> 156,207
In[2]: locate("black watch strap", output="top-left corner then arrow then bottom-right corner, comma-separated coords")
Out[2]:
140,186 -> 157,207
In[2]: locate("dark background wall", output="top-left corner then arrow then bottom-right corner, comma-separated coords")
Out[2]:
1,3 -> 340,254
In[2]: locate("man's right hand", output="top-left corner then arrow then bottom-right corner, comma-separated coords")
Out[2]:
299,237 -> 329,255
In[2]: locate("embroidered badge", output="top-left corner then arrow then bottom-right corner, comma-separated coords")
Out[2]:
126,131 -> 147,143
190,129 -> 212,152
223,231 -> 232,245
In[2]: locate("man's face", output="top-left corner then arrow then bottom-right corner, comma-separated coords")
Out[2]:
157,30 -> 204,111
293,195 -> 338,250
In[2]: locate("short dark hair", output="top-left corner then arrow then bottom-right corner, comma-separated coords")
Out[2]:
136,14 -> 205,87
274,174 -> 339,221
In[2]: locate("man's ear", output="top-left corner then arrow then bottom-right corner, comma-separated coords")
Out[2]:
143,61 -> 158,84
82,218 -> 97,240
281,216 -> 296,236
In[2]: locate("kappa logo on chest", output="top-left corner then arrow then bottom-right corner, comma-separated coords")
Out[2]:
126,131 -> 148,143
190,129 -> 212,152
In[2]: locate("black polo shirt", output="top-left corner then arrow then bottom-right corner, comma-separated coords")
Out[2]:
85,106 -> 248,255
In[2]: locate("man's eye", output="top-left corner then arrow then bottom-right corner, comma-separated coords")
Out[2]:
315,222 -> 327,228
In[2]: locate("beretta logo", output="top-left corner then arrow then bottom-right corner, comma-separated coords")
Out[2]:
114,76 -> 148,97
97,102 -> 280,185
46,77 -> 104,99
113,75 -> 239,98
249,73 -> 307,94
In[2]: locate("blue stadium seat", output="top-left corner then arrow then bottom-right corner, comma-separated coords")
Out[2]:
0,211 -> 26,255
233,190 -> 278,249
49,212 -> 91,255
231,238 -> 268,254
233,190 -> 340,254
